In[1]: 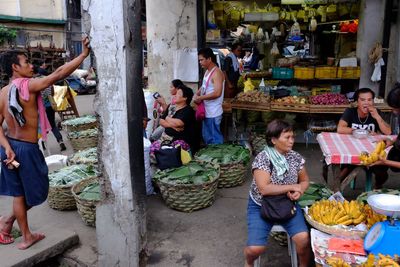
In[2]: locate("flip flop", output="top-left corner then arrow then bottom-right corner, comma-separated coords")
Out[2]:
0,231 -> 14,245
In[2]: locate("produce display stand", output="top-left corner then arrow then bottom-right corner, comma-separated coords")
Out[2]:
270,102 -> 310,113
231,100 -> 270,112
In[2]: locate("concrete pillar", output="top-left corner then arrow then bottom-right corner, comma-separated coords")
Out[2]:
82,0 -> 144,266
357,0 -> 386,92
146,0 -> 198,96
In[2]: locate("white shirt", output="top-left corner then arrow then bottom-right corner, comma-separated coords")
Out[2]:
201,67 -> 224,118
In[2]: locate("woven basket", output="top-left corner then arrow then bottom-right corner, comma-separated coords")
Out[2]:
72,176 -> 100,227
48,184 -> 77,210
69,136 -> 98,151
155,162 -> 220,212
218,161 -> 248,188
304,212 -> 367,238
63,121 -> 98,133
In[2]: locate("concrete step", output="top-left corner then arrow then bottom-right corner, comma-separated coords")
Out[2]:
0,227 -> 79,267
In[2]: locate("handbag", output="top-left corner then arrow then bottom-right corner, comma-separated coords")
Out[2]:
260,194 -> 296,222
195,67 -> 217,121
154,142 -> 182,170
260,161 -> 296,222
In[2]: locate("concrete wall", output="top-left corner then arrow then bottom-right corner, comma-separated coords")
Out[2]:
146,0 -> 198,96
357,0 -> 386,93
0,0 -> 65,19
82,0 -> 141,266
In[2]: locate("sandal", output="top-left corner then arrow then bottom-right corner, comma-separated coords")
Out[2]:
0,231 -> 14,245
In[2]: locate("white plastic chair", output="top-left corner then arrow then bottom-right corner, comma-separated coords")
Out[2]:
254,225 -> 297,267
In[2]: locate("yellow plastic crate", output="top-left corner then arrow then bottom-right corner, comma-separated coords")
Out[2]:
337,67 -> 360,79
294,67 -> 315,79
315,66 -> 337,79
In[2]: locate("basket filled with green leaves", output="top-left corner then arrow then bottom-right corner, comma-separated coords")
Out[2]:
72,176 -> 100,227
61,115 -> 98,133
48,164 -> 97,210
195,144 -> 250,188
68,128 -> 98,151
153,160 -> 220,212
68,147 -> 98,165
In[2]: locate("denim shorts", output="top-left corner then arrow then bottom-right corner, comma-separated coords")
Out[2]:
246,197 -> 308,246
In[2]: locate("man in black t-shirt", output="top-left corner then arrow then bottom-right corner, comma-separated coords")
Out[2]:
336,88 -> 391,189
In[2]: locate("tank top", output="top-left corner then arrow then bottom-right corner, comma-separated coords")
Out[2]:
201,66 -> 225,118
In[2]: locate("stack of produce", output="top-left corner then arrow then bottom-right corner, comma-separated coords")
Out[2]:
249,133 -> 267,156
195,144 -> 250,188
235,91 -> 270,103
68,128 -> 98,151
357,188 -> 400,203
273,95 -> 308,104
48,164 -> 96,210
153,160 -> 220,212
72,176 -> 100,226
298,182 -> 333,208
308,200 -> 386,229
361,254 -> 400,267
61,115 -> 97,133
69,147 -> 98,165
359,140 -> 386,165
325,257 -> 351,267
310,93 -> 348,105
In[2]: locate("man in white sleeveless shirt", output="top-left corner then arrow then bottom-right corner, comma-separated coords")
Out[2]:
194,48 -> 225,144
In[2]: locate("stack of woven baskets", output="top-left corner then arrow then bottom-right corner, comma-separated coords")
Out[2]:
195,144 -> 250,188
61,115 -> 98,151
153,160 -> 220,212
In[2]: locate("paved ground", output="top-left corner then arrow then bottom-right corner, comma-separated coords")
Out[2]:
1,94 -> 400,267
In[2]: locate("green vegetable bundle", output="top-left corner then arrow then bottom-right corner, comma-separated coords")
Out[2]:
357,189 -> 400,204
62,115 -> 96,126
69,147 -> 98,165
153,161 -> 219,185
195,144 -> 250,165
79,182 -> 100,201
68,128 -> 98,139
49,164 -> 96,186
298,182 -> 333,208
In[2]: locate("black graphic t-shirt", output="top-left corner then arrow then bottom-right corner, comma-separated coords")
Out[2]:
341,107 -> 382,133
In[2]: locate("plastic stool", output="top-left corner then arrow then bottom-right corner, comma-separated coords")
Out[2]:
254,225 -> 297,267
349,169 -> 373,191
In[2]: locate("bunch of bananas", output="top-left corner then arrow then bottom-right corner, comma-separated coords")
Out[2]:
361,254 -> 400,267
325,257 -> 351,267
363,204 -> 387,229
308,200 -> 365,226
359,141 -> 386,165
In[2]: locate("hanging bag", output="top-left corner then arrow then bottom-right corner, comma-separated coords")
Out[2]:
195,67 -> 217,121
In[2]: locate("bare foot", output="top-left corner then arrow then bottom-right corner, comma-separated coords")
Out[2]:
17,233 -> 45,250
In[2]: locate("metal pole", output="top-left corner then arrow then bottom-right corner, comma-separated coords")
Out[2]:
123,0 -> 146,208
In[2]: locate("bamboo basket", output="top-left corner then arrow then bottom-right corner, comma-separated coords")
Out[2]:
69,135 -> 98,151
155,161 -> 220,212
72,176 -> 100,227
48,184 -> 77,210
218,161 -> 248,188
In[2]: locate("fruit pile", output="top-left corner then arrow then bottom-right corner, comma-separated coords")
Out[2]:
361,254 -> 400,267
325,257 -> 351,267
359,141 -> 386,165
310,93 -> 348,105
308,200 -> 386,228
273,95 -> 308,104
236,91 -> 270,103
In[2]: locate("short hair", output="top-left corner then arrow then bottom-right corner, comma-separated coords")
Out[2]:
354,88 -> 375,101
171,79 -> 184,88
0,50 -> 27,78
231,42 -> 242,51
198,47 -> 216,63
387,83 -> 400,108
177,84 -> 194,105
265,120 -> 293,146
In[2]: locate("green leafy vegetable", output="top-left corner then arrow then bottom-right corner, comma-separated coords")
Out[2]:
79,182 -> 101,201
298,182 -> 334,208
68,128 -> 98,139
49,164 -> 96,186
62,115 -> 96,126
69,147 -> 98,164
195,144 -> 250,165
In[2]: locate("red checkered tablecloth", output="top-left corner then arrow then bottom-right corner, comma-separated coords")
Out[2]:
316,132 -> 394,165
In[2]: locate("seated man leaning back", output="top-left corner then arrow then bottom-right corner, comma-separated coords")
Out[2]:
337,87 -> 392,189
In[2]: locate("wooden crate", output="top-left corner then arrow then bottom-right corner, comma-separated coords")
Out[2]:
270,102 -> 310,113
337,66 -> 360,79
309,104 -> 350,114
294,66 -> 315,79
315,66 -> 337,79
231,100 -> 270,112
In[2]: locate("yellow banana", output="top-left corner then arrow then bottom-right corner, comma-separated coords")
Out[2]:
353,214 -> 365,225
343,201 -> 350,214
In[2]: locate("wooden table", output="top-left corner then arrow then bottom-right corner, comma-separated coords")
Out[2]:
316,132 -> 394,192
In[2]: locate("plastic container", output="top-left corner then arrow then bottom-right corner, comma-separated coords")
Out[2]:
272,67 -> 294,79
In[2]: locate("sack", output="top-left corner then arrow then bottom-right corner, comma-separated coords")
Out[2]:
260,194 -> 296,222
195,102 -> 206,121
154,144 -> 182,170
